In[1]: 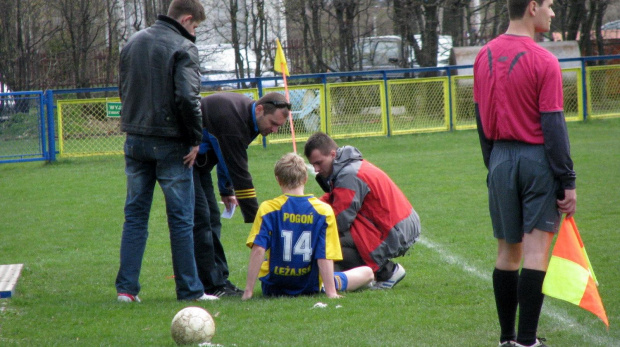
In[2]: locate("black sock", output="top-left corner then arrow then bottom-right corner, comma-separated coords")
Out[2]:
517,268 -> 546,346
493,268 -> 519,342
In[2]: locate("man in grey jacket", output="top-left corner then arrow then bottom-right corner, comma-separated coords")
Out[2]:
115,0 -> 215,302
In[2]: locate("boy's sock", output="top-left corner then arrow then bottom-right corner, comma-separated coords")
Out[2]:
516,268 -> 546,346
493,268 -> 519,343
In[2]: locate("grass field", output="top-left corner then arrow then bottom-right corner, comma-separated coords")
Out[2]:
1,118 -> 619,346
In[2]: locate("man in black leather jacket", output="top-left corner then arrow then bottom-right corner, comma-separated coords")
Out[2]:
115,0 -> 215,302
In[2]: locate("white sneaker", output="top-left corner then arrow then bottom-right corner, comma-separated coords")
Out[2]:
370,264 -> 406,290
499,341 -> 515,347
117,293 -> 141,303
194,293 -> 220,301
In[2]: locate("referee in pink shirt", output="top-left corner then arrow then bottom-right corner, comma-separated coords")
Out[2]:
473,1 -> 576,346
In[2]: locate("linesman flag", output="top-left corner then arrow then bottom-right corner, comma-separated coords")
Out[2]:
542,217 -> 609,327
274,38 -> 289,76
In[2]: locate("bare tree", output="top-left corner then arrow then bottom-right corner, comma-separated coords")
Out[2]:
286,0 -> 339,73
566,0 -> 586,40
442,0 -> 468,46
53,0 -> 107,93
595,0 -> 610,57
468,0 -> 508,45
0,0 -> 60,91
0,0 -> 616,92
105,0 -> 128,89
332,0 -> 357,72
391,0 -> 444,72
249,0 -> 267,79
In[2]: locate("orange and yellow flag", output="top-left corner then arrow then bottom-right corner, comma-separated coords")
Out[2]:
542,217 -> 609,327
274,38 -> 289,76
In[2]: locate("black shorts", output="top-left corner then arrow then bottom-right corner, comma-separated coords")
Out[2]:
487,141 -> 561,243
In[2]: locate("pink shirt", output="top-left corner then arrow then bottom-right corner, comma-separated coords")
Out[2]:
473,35 -> 564,144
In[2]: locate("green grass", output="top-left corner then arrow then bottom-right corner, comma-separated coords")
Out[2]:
1,118 -> 619,346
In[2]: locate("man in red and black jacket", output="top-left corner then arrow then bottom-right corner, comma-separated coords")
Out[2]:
304,132 -> 421,289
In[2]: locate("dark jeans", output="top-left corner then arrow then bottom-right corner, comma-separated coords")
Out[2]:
115,134 -> 204,300
193,158 -> 230,292
335,232 -> 395,282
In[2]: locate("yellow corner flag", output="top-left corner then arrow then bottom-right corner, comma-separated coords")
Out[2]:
542,217 -> 609,328
274,38 -> 289,76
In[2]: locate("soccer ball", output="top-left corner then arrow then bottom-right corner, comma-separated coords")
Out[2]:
170,306 -> 216,345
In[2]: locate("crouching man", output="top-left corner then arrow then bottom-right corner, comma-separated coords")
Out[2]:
304,132 -> 421,289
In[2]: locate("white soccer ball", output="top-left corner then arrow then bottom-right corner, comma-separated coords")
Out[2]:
170,306 -> 216,345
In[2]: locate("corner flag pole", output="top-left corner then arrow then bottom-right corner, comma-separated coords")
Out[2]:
275,38 -> 296,153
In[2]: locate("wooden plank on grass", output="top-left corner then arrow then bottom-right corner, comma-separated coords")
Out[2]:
0,264 -> 24,299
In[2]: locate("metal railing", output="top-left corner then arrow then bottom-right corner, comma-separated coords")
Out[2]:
1,55 -> 618,162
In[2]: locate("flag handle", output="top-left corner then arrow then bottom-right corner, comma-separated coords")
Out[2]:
282,62 -> 296,153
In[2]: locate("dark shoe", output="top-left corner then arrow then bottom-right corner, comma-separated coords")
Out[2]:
499,341 -> 515,347
224,280 -> 244,294
209,282 -> 243,297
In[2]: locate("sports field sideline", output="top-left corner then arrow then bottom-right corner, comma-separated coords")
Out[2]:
0,118 -> 618,346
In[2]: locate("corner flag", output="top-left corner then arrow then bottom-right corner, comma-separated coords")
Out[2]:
542,217 -> 609,327
273,38 -> 296,152
274,38 -> 289,76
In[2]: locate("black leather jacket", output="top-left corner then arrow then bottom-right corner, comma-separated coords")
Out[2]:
119,15 -> 202,146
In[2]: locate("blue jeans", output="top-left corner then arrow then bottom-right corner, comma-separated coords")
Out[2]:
115,134 -> 205,300
193,156 -> 230,293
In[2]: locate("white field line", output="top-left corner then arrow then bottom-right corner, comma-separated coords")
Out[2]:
417,237 -> 617,346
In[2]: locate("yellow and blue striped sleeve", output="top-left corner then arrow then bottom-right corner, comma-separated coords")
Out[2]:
310,198 -> 342,261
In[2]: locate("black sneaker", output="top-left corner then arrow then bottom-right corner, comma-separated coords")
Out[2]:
224,280 -> 244,294
209,284 -> 243,297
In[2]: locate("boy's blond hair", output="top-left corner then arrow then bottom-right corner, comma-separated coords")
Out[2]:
274,153 -> 307,189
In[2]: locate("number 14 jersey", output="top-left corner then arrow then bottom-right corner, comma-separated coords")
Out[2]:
246,194 -> 343,296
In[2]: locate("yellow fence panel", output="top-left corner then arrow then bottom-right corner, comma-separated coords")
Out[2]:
562,68 -> 583,122
57,98 -> 123,157
54,65 -> 616,158
263,85 -> 325,144
200,88 -> 258,99
326,80 -> 387,139
388,77 -> 450,135
451,67 -> 585,130
586,64 -> 620,119
451,76 -> 476,130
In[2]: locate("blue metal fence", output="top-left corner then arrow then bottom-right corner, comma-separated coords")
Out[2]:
0,55 -> 618,163
0,91 -> 48,163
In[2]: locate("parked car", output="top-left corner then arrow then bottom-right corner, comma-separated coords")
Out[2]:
331,35 -> 453,78
360,34 -> 453,71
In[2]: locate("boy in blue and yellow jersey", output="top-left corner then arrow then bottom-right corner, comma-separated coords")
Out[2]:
242,153 -> 374,300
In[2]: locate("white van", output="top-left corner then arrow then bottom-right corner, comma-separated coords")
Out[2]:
197,44 -> 276,89
0,81 -> 15,122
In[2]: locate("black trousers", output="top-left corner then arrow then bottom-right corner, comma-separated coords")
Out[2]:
192,161 -> 230,293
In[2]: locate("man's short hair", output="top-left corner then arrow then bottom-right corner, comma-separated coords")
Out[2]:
256,92 -> 290,115
274,153 -> 307,189
508,0 -> 544,20
304,132 -> 338,158
168,0 -> 206,22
